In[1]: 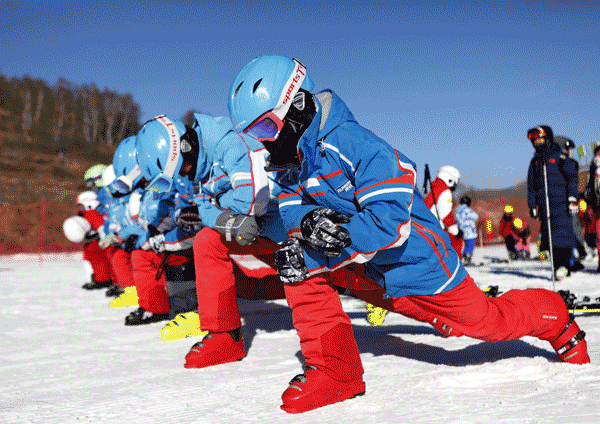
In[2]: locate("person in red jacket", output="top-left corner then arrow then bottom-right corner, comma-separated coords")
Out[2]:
424,165 -> 463,259
75,191 -> 115,292
499,205 -> 519,259
511,218 -> 532,259
578,196 -> 597,259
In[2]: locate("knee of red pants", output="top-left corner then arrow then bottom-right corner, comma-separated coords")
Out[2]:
109,248 -> 134,288
194,227 -> 230,261
83,242 -> 112,282
284,278 -> 363,382
131,250 -> 170,314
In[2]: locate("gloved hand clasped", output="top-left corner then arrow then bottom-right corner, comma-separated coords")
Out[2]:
174,206 -> 203,233
300,208 -> 352,257
275,238 -> 308,283
215,212 -> 259,246
147,233 -> 166,254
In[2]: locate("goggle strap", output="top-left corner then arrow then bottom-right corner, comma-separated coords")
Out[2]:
155,115 -> 181,179
272,59 -> 307,121
125,165 -> 141,185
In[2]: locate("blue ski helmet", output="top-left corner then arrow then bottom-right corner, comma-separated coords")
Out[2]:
136,115 -> 188,193
108,135 -> 143,196
228,55 -> 315,136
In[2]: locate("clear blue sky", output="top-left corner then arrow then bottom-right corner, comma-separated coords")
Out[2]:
1,0 -> 599,189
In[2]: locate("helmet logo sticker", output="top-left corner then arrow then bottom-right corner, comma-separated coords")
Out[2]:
293,91 -> 305,111
181,139 -> 192,153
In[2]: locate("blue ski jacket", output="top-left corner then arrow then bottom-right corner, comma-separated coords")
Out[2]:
179,114 -> 288,243
455,204 -> 479,240
277,90 -> 466,298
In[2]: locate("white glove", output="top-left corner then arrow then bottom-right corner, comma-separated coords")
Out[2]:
147,233 -> 166,253
568,197 -> 579,216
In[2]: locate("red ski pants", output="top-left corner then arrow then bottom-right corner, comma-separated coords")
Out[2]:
193,228 -> 286,332
193,227 -> 366,382
449,232 -> 464,260
131,249 -> 192,314
83,241 -> 112,282
286,267 -> 569,383
105,246 -> 133,288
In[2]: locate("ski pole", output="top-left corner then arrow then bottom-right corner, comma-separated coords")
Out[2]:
542,160 -> 556,289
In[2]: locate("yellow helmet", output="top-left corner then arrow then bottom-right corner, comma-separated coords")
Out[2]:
579,199 -> 587,212
513,218 -> 523,229
504,205 -> 514,214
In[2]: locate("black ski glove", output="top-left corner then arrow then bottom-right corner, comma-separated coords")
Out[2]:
275,238 -> 308,283
215,212 -> 259,246
174,205 -> 203,233
122,234 -> 139,253
300,208 -> 352,257
84,229 -> 99,243
456,229 -> 464,239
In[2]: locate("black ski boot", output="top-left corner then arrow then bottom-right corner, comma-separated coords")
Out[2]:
82,278 -> 113,290
124,307 -> 169,326
105,284 -> 125,297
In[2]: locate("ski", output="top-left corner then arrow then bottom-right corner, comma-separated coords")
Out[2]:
482,285 -> 503,298
558,290 -> 600,315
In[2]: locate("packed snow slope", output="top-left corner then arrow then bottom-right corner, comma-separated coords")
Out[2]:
0,245 -> 598,424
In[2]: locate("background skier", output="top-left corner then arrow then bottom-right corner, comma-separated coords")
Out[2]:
527,126 -> 579,280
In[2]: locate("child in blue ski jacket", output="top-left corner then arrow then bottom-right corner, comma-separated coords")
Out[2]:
455,196 -> 479,265
226,55 -> 590,414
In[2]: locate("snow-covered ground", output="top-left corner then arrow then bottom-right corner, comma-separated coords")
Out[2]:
1,245 -> 598,424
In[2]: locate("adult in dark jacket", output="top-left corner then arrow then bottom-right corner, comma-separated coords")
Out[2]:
527,126 -> 578,279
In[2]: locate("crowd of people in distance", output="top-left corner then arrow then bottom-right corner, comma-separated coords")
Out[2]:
61,55 -> 591,414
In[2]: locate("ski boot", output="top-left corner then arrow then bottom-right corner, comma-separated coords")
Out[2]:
462,253 -> 473,266
82,278 -> 113,290
159,312 -> 208,341
366,303 -> 388,326
431,317 -> 463,337
550,315 -> 590,364
184,328 -> 246,368
280,365 -> 366,413
124,306 -> 169,326
105,284 -> 125,297
555,266 -> 570,281
110,286 -> 138,308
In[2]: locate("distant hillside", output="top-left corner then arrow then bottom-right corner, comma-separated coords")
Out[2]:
0,127 -> 118,253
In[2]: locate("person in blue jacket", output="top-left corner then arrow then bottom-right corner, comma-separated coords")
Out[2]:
527,126 -> 579,280
455,195 -> 479,265
135,114 -> 291,366
228,55 -> 591,413
106,135 -> 200,329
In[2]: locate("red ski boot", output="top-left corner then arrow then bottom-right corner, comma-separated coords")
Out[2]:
280,365 -> 366,413
550,315 -> 590,364
184,328 -> 246,368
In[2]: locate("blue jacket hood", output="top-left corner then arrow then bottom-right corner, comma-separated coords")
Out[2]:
297,90 -> 357,172
192,114 -> 235,182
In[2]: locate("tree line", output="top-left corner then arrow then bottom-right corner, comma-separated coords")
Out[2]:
0,73 -> 141,152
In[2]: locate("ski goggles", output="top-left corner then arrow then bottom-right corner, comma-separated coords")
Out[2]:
85,175 -> 103,188
244,111 -> 285,143
527,127 -> 547,141
243,58 -> 307,143
108,165 -> 142,195
145,116 -> 181,193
